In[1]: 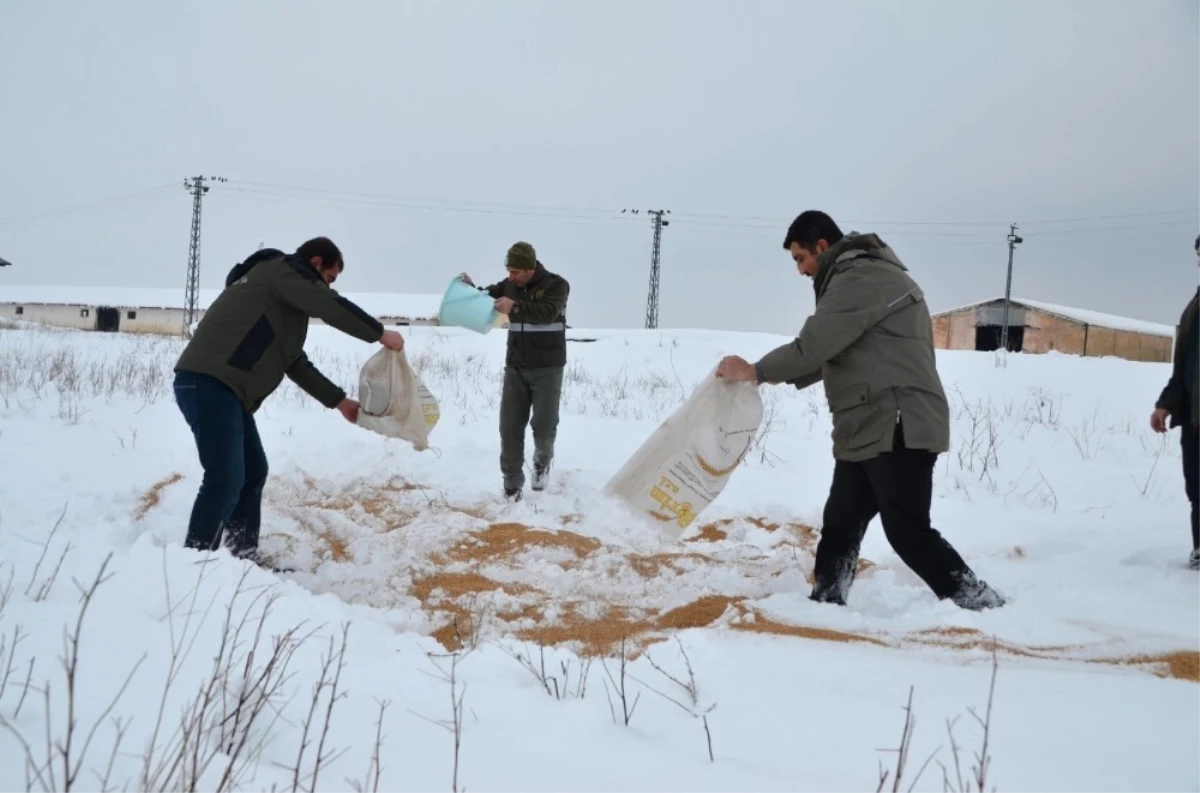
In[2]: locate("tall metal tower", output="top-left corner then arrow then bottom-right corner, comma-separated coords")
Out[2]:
182,175 -> 226,337
623,208 -> 671,329
999,223 -> 1023,352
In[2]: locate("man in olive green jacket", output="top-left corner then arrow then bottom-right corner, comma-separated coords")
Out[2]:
1150,233 -> 1200,570
174,236 -> 405,567
460,241 -> 570,501
717,210 -> 1003,610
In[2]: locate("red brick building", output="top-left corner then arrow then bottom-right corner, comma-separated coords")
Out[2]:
931,298 -> 1174,363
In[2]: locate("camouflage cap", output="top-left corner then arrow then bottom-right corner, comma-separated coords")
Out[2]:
505,241 -> 537,270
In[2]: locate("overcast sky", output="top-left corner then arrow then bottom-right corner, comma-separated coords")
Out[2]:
0,0 -> 1196,335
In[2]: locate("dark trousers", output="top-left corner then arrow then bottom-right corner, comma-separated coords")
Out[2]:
1183,425 -> 1199,550
811,422 -> 974,604
499,366 -> 563,490
173,370 -> 269,557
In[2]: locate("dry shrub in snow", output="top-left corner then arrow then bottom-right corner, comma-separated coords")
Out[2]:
0,527 -> 383,793
409,647 -> 469,793
875,643 -> 1000,793
631,636 -> 717,762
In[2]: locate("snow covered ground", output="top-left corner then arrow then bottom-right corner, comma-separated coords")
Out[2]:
0,318 -> 1197,792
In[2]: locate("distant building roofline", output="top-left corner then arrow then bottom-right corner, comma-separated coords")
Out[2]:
934,296 -> 1174,338
0,284 -> 443,319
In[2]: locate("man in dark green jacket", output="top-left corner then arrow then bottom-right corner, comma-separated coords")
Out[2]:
1150,233 -> 1200,570
717,210 -> 1003,610
461,241 -> 570,501
173,236 -> 404,566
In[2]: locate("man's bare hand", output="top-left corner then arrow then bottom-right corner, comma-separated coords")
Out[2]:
380,330 -> 405,351
1150,407 -> 1170,433
716,355 -> 758,383
494,296 -> 516,315
337,397 -> 361,423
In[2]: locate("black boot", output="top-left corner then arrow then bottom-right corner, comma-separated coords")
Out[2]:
236,547 -> 295,574
947,570 -> 1005,610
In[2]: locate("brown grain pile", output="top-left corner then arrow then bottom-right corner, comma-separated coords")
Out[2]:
1103,650 -> 1199,683
515,603 -> 659,656
134,472 -> 184,521
657,595 -> 742,630
626,552 -> 710,579
410,571 -> 536,603
730,606 -> 888,646
446,522 -> 601,565
687,521 -> 730,543
255,485 -> 1200,685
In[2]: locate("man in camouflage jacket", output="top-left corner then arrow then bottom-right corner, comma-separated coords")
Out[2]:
461,241 -> 570,501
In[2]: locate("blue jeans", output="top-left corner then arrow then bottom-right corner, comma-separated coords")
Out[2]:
173,370 -> 269,557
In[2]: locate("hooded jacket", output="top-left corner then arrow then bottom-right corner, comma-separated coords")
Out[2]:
175,248 -> 384,412
755,232 -> 950,462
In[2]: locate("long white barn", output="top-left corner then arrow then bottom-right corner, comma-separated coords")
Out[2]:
0,285 -> 447,336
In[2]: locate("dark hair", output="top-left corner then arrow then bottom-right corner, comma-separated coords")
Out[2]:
295,236 -> 343,270
783,210 -> 844,252
1194,234 -> 1199,252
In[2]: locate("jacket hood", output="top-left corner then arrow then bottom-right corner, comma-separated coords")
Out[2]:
813,232 -> 906,295
225,247 -> 287,287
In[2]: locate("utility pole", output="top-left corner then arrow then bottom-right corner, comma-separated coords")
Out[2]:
182,175 -> 226,337
622,208 -> 671,329
999,222 -> 1023,352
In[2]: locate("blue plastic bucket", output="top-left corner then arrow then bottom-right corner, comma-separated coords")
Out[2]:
439,276 -> 500,334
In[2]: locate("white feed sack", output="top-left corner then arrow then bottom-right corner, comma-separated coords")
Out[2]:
354,347 -> 441,451
604,367 -> 764,540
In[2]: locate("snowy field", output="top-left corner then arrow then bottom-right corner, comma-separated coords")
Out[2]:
0,318 -> 1197,792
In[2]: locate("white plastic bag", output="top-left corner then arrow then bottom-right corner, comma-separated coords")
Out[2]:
604,367 -> 763,540
354,347 -> 441,451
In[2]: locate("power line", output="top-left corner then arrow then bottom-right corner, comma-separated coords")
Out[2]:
224,179 -> 626,217
213,183 -> 626,222
214,179 -> 1198,238
1021,219 -> 1195,238
1018,208 -> 1198,226
0,183 -> 178,227
2,176 -> 1193,246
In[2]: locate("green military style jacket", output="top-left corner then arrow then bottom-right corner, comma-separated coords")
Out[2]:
483,262 -> 570,370
175,248 -> 384,412
755,232 -> 951,462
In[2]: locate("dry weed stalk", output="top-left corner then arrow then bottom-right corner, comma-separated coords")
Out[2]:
630,636 -> 716,761
286,623 -> 352,793
23,504 -> 72,602
875,685 -> 938,793
348,698 -> 391,793
0,553 -> 147,793
497,641 -> 592,701
952,387 -> 1001,482
601,637 -> 641,727
136,554 -> 334,793
940,644 -> 1000,793
749,387 -> 786,467
874,640 -> 1002,793
409,647 -> 470,793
